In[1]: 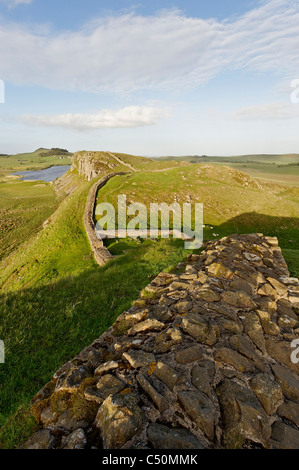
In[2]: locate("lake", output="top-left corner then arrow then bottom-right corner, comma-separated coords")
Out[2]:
12,165 -> 70,182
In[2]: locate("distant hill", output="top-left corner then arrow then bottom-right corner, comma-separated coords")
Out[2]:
0,148 -> 73,171
33,148 -> 72,157
156,154 -> 299,165
155,153 -> 299,186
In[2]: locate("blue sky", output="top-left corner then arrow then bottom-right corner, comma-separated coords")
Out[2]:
0,0 -> 299,156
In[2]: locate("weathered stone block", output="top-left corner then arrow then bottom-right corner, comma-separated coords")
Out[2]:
249,374 -> 282,415
214,347 -> 255,373
178,390 -> 215,440
147,423 -> 205,449
95,393 -> 144,449
217,379 -> 271,448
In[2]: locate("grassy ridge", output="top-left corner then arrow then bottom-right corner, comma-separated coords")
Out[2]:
95,165 -> 299,277
0,148 -> 72,171
95,165 -> 299,230
0,154 -> 298,448
157,153 -> 299,165
208,162 -> 299,187
0,169 -> 189,448
156,154 -> 299,187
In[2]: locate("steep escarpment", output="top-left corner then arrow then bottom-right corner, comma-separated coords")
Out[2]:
22,234 -> 299,450
53,151 -> 136,266
71,151 -> 131,181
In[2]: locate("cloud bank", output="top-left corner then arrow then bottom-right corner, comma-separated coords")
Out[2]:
19,106 -> 169,130
233,102 -> 299,121
1,0 -> 299,93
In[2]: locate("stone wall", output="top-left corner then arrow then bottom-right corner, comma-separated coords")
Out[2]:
23,234 -> 299,449
83,172 -> 128,266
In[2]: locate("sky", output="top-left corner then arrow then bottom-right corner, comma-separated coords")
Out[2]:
1,0 -> 299,156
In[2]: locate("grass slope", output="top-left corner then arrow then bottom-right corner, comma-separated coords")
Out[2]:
156,154 -> 299,186
210,162 -> 299,187
0,179 -> 62,261
0,160 -> 190,448
0,148 -> 72,171
0,153 -> 298,448
95,164 -> 299,275
157,153 -> 299,165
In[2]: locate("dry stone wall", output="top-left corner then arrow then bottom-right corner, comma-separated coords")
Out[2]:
23,234 -> 299,449
83,172 -> 128,266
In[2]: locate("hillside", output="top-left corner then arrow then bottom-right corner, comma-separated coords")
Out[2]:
0,151 -> 189,447
157,154 -> 299,165
96,163 -> 299,255
21,234 -> 299,449
0,150 -> 298,448
0,179 -> 62,261
155,154 -> 299,187
0,148 -> 73,172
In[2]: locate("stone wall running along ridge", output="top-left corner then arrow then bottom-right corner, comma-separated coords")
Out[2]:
83,172 -> 128,266
23,234 -> 299,449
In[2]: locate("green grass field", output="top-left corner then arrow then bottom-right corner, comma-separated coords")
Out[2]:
0,184 -> 188,447
0,158 -> 191,448
157,153 -> 299,165
0,148 -> 72,171
209,162 -> 299,187
157,154 -> 299,186
0,179 -> 62,261
95,165 -> 299,230
0,152 -> 298,448
95,165 -> 299,274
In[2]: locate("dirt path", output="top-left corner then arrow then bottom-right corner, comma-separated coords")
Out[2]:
107,152 -> 138,172
150,167 -> 178,172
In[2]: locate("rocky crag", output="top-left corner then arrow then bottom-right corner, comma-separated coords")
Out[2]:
54,150 -> 133,266
23,234 -> 299,449
71,151 -> 137,181
73,151 -> 119,181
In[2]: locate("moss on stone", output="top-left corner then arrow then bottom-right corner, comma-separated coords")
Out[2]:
49,390 -> 70,416
112,319 -> 131,337
30,398 -> 50,423
70,391 -> 98,422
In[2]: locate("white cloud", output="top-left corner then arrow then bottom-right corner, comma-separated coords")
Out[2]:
19,106 -> 170,130
0,0 -> 33,8
232,102 -> 299,120
0,0 -> 299,93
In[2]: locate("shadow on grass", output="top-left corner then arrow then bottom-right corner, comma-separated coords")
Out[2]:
0,237 -> 189,446
205,212 -> 299,277
0,211 -> 298,447
203,212 -> 297,244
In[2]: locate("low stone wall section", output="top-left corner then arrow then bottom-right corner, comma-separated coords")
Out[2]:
83,172 -> 128,266
23,234 -> 299,449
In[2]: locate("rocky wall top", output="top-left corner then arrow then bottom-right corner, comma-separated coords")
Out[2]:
23,234 -> 299,450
